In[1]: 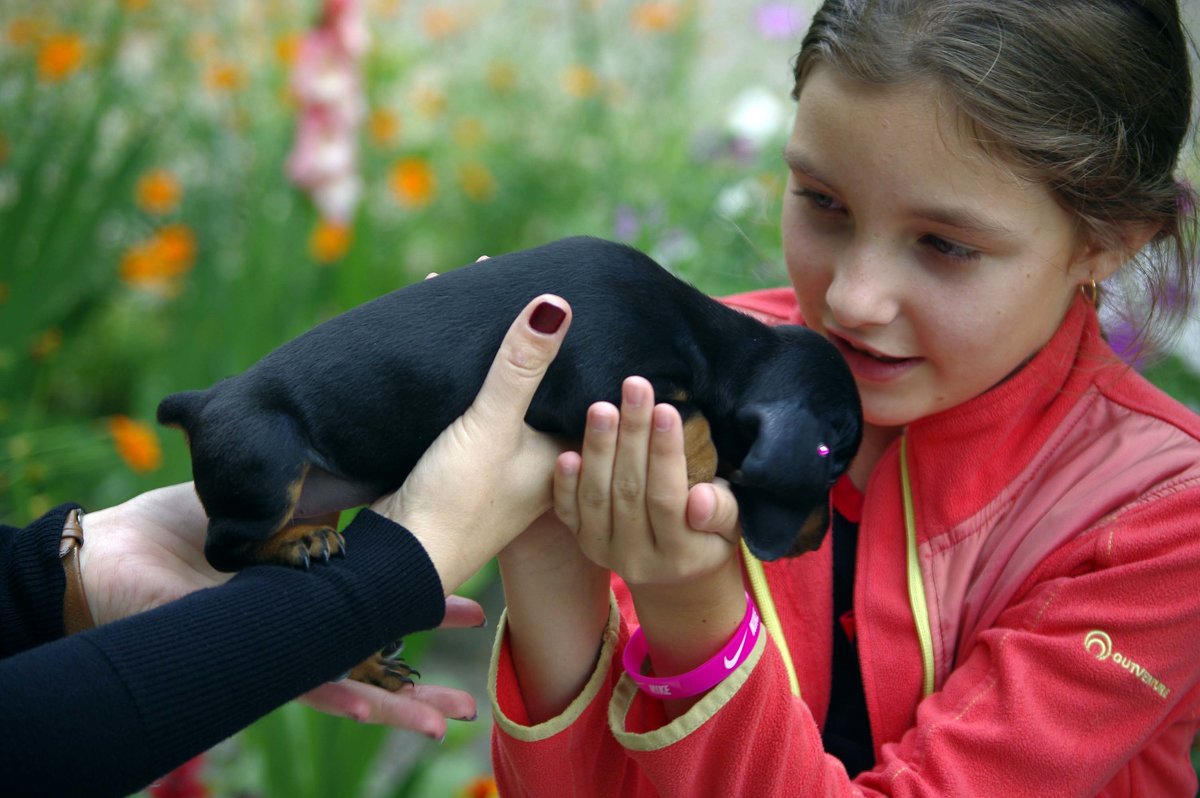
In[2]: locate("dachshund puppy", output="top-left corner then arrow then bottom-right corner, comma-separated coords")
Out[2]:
159,236 -> 861,688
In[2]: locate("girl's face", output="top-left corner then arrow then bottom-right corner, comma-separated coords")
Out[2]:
783,66 -> 1092,429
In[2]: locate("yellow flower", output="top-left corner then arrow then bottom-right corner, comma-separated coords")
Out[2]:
453,117 -> 486,150
412,85 -> 447,119
389,158 -> 436,208
486,60 -> 517,94
369,108 -> 402,146
459,776 -> 498,798
136,169 -> 182,215
122,0 -> 151,10
309,219 -> 352,264
38,33 -> 86,82
631,2 -> 682,32
458,162 -> 496,203
108,415 -> 163,473
560,65 -> 600,99
29,328 -> 62,361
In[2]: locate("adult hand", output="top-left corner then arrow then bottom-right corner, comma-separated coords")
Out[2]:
79,484 -> 484,734
371,294 -> 572,593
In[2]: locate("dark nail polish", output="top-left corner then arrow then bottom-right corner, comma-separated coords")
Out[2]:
530,302 -> 566,334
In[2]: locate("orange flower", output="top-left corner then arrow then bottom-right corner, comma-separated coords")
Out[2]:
459,776 -> 498,798
136,169 -> 182,215
206,61 -> 246,93
120,225 -> 197,294
458,162 -> 496,202
275,33 -> 301,66
29,328 -> 62,361
369,108 -> 401,146
389,158 -> 436,208
309,219 -> 352,263
108,415 -> 163,473
560,65 -> 600,99
422,8 -> 460,39
631,2 -> 682,32
7,17 -> 47,47
37,33 -> 86,82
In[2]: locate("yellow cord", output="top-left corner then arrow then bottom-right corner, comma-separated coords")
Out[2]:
900,435 -> 936,697
741,539 -> 802,698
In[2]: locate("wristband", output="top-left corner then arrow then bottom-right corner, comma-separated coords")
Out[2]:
59,508 -> 95,635
622,592 -> 759,699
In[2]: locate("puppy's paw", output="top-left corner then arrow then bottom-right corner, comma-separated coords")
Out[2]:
348,642 -> 420,692
257,524 -> 347,569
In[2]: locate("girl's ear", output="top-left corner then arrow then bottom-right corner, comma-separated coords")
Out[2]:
1070,221 -> 1162,284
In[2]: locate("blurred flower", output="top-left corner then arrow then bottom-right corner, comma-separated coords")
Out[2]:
136,169 -> 182,215
286,0 -> 369,225
309,218 -> 352,263
631,2 -> 683,33
561,65 -> 600,99
423,7 -> 463,39
205,61 -> 246,93
120,224 -> 198,296
726,85 -> 788,154
188,32 -> 218,60
412,83 -> 448,119
453,117 -> 486,149
614,204 -> 641,241
37,33 -> 87,82
29,328 -> 62,361
122,0 -> 151,11
756,3 -> 806,39
7,17 -> 47,47
369,107 -> 401,146
458,161 -> 496,202
486,60 -> 517,94
275,33 -> 302,65
108,415 -> 163,474
389,157 -> 436,208
459,776 -> 498,798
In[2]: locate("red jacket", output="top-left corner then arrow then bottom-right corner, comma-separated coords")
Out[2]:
490,290 -> 1200,796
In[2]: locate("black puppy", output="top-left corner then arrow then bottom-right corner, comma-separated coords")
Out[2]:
159,236 -> 861,686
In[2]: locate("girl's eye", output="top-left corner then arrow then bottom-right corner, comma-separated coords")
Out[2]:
794,188 -> 845,213
921,234 -> 980,261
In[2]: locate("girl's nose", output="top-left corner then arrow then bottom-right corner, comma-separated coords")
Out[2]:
826,242 -> 900,330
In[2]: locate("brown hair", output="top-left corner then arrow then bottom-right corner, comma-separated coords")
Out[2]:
792,0 -> 1197,355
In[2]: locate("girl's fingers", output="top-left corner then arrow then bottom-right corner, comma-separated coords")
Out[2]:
644,403 -> 691,549
575,401 -> 620,542
553,451 -> 583,533
439,595 -> 486,629
610,377 -> 655,546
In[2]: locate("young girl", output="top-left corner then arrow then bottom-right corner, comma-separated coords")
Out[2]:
489,0 -> 1200,794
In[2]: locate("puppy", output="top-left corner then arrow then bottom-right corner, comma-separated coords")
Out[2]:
159,236 -> 862,688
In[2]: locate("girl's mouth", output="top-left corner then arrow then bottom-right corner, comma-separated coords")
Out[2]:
828,333 -> 922,382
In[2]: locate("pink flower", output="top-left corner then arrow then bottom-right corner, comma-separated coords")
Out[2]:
285,0 -> 368,225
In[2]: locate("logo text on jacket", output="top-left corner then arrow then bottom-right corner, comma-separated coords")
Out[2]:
1084,630 -> 1171,700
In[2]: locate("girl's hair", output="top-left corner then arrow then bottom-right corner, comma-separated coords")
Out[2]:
793,0 -> 1198,356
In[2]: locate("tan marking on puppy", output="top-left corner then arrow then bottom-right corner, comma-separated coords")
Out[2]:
682,413 -> 718,486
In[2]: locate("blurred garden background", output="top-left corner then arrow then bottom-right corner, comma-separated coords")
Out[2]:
1,0 -> 1198,795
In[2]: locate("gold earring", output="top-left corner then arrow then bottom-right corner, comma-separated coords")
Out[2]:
1080,278 -> 1099,307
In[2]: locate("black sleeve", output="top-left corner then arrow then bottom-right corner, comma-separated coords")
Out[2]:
0,509 -> 446,798
0,503 -> 79,656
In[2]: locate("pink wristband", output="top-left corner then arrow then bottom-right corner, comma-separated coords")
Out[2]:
622,592 -> 760,699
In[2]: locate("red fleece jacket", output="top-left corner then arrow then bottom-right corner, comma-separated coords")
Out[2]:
489,290 -> 1200,797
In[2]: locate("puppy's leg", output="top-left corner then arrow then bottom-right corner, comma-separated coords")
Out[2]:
682,412 -> 718,486
348,639 -> 421,691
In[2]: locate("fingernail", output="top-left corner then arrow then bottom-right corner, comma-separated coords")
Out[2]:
530,302 -> 566,334
454,712 -> 478,722
477,615 -> 488,628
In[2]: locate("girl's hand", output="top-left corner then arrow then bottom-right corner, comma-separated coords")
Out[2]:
80,484 -> 485,738
553,376 -> 741,589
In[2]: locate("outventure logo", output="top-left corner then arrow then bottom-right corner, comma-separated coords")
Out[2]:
1084,629 -> 1171,700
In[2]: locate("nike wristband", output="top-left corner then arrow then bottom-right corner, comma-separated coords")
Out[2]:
622,592 -> 760,700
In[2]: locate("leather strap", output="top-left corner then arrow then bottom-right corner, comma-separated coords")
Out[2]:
59,508 -> 95,635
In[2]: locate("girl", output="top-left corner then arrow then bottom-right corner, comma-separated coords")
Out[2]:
490,0 -> 1200,795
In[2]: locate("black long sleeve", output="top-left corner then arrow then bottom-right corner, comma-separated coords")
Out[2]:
0,507 -> 445,797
